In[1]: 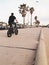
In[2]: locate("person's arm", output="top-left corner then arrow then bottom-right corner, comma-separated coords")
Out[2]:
14,16 -> 18,23
16,19 -> 18,23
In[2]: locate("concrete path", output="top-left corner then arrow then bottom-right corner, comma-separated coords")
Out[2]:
41,28 -> 49,65
0,28 -> 41,65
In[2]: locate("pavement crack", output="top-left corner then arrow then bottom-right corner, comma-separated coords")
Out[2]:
0,45 -> 37,51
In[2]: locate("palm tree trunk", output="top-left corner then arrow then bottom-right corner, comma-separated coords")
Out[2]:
30,14 -> 32,26
23,17 -> 25,27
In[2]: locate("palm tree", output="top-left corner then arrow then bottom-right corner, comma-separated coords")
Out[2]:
30,7 -> 34,26
34,16 -> 40,27
19,4 -> 29,27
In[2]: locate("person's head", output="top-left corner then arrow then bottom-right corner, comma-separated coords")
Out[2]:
34,16 -> 37,20
11,13 -> 14,16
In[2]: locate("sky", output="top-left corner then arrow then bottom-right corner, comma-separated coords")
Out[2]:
0,0 -> 49,25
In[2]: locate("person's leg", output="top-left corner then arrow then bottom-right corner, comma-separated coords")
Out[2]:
12,22 -> 16,27
10,23 -> 12,27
